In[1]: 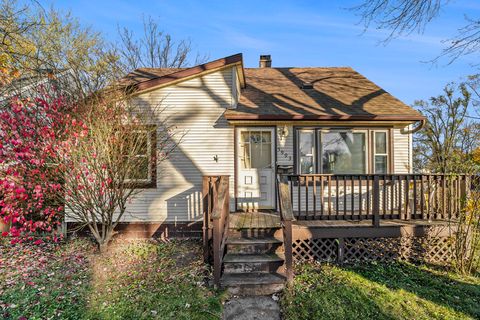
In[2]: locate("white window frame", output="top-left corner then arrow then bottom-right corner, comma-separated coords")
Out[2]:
373,130 -> 389,174
296,129 -> 316,174
296,128 -> 371,174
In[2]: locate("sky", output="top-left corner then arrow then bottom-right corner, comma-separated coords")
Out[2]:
39,0 -> 480,105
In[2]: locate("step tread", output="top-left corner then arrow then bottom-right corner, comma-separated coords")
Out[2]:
221,272 -> 286,286
226,237 -> 282,245
229,226 -> 281,230
223,253 -> 285,263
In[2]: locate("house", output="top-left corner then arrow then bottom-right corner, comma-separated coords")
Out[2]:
112,53 -> 468,294
117,53 -> 423,231
0,69 -> 73,101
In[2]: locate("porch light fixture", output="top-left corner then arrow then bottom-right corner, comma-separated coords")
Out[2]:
279,125 -> 289,143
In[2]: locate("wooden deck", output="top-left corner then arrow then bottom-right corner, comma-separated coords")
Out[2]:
229,211 -> 450,231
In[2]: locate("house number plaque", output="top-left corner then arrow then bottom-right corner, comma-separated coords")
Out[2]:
277,147 -> 292,161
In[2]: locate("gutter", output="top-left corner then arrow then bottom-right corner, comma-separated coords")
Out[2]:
401,119 -> 425,134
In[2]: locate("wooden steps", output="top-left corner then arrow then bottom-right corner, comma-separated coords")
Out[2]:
224,253 -> 285,263
221,272 -> 286,296
226,237 -> 283,255
220,212 -> 286,295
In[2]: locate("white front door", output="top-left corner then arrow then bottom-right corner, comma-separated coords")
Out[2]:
236,128 -> 275,210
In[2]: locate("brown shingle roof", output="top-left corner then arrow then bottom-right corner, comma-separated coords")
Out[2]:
225,67 -> 424,121
119,68 -> 186,86
119,54 -> 423,122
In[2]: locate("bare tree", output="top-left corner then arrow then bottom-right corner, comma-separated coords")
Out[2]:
413,82 -> 480,173
352,0 -> 480,64
63,90 -> 180,252
115,16 -> 206,73
353,0 -> 446,39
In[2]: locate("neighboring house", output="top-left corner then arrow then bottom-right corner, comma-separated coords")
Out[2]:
0,69 -> 72,101
112,53 -> 425,234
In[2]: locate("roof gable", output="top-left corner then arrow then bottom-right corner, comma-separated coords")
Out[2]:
121,53 -> 245,94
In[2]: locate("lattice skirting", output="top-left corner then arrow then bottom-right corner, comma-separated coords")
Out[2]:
292,236 -> 454,265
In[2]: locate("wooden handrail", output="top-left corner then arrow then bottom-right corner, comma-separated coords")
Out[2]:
277,175 -> 294,283
278,175 -> 295,222
212,176 -> 229,220
283,173 -> 472,225
205,175 -> 230,288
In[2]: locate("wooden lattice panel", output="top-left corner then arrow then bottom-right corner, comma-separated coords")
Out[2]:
424,236 -> 453,263
344,238 -> 401,263
292,238 -> 337,262
291,235 -> 454,265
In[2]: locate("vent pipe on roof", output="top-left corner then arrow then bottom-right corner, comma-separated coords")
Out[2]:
301,82 -> 313,90
259,55 -> 271,68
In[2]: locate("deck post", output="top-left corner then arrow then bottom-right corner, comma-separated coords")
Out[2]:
202,176 -> 210,263
210,176 -> 229,289
278,175 -> 295,284
372,175 -> 380,227
284,220 -> 294,283
461,175 -> 471,199
212,218 -> 221,288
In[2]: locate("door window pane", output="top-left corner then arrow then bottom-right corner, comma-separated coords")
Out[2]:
299,130 -> 315,174
240,132 -> 250,169
241,131 -> 272,169
321,132 -> 366,174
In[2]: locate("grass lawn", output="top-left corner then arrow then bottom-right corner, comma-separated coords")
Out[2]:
282,262 -> 480,320
0,238 -> 224,320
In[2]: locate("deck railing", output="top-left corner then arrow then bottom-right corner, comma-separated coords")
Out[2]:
283,174 -> 471,223
202,175 -> 230,287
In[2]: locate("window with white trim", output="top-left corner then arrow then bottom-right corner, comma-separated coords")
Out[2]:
374,131 -> 389,174
298,129 -> 315,174
296,128 -> 389,174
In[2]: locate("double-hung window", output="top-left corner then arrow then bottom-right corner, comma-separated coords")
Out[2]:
373,131 -> 389,174
296,128 -> 388,174
298,130 -> 315,174
123,126 -> 157,188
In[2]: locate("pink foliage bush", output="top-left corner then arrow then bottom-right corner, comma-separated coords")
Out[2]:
0,90 -> 84,243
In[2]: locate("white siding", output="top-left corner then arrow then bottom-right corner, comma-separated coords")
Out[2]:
393,125 -> 412,173
122,67 -> 236,222
276,125 -> 294,166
